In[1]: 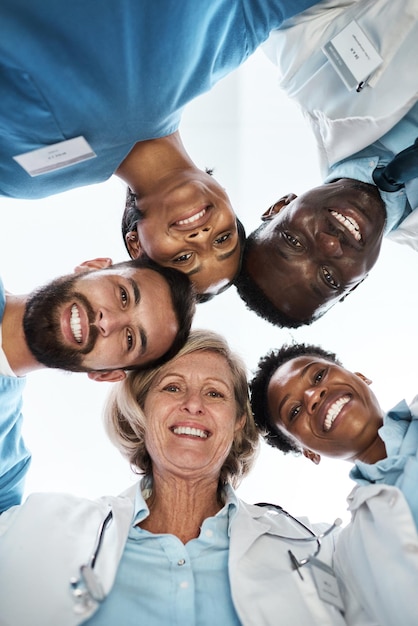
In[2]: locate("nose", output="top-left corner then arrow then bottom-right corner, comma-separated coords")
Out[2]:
303,387 -> 326,414
95,309 -> 121,336
316,232 -> 343,258
181,390 -> 205,415
185,225 -> 212,243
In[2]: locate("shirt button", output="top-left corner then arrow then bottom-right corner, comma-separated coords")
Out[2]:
205,529 -> 213,538
369,160 -> 376,167
180,581 -> 189,589
178,559 -> 186,566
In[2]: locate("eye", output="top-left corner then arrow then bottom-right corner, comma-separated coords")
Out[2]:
207,390 -> 224,398
126,329 -> 133,351
173,252 -> 193,264
283,232 -> 302,248
321,266 -> 340,289
163,384 -> 180,392
120,287 -> 128,306
214,232 -> 231,245
288,405 -> 301,422
314,368 -> 326,384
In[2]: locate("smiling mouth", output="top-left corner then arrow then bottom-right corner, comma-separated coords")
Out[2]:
330,210 -> 362,242
171,426 -> 209,439
175,207 -> 207,226
70,304 -> 83,343
323,395 -> 350,431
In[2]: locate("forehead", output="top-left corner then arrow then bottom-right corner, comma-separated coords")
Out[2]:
247,242 -> 341,321
157,350 -> 233,381
269,355 -> 337,391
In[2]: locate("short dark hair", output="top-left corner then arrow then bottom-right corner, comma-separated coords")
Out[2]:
117,257 -> 196,368
234,225 -> 317,328
121,186 -> 141,252
250,343 -> 341,453
121,186 -> 246,301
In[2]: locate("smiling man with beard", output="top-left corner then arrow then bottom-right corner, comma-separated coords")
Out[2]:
0,256 -> 195,509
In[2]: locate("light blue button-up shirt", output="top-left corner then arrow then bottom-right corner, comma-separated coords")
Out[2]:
85,482 -> 241,626
325,101 -> 418,235
0,277 -> 31,512
350,397 -> 418,530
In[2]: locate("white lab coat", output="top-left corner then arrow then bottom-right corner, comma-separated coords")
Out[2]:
334,484 -> 418,626
0,483 -> 345,626
1,482 -> 417,625
262,0 -> 418,175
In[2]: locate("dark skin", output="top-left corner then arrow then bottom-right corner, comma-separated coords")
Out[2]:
267,355 -> 387,464
245,179 -> 387,321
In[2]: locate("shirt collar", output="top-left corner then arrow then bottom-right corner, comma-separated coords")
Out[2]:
326,155 -> 409,234
130,477 -> 239,528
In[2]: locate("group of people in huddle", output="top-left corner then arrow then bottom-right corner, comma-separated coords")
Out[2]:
1,0 -> 418,624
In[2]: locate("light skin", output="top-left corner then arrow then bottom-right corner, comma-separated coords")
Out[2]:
245,179 -> 387,321
138,350 -> 245,543
116,132 -> 241,295
267,355 -> 387,464
3,258 -> 178,381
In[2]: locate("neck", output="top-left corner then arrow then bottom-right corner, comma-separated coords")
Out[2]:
354,433 -> 387,465
139,471 -> 224,544
2,294 -> 44,376
115,131 -> 197,196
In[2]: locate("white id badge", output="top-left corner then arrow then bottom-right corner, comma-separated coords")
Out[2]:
309,557 -> 344,612
322,20 -> 383,91
13,136 -> 96,176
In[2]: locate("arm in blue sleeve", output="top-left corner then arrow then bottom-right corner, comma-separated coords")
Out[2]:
0,375 -> 31,512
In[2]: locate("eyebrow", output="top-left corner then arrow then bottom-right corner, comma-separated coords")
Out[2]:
138,327 -> 147,356
185,240 -> 240,276
128,277 -> 148,356
128,277 -> 141,305
276,362 -> 315,418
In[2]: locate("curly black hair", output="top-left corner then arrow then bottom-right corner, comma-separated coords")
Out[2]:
250,343 -> 341,453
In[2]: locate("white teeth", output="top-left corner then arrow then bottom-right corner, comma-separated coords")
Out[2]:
330,210 -> 362,241
176,208 -> 206,226
323,395 -> 350,431
172,426 -> 208,439
70,304 -> 82,343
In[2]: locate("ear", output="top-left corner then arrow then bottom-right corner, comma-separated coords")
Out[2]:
302,449 -> 321,465
354,371 -> 372,385
87,369 -> 127,382
125,230 -> 145,260
261,193 -> 297,221
73,257 -> 113,274
234,413 -> 247,433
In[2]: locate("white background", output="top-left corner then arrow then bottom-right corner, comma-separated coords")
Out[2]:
1,49 -> 418,524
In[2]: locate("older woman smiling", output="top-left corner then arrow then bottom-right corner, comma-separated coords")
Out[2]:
0,330 -> 367,626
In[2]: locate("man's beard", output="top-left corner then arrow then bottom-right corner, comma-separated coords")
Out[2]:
23,273 -> 99,372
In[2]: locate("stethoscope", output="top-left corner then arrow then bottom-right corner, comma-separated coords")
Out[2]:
69,501 -> 342,610
256,502 -> 342,580
70,509 -> 113,613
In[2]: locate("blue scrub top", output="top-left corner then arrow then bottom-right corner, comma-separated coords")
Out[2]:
0,0 -> 318,198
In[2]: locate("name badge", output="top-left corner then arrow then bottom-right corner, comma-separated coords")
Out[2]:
322,20 -> 383,91
310,557 -> 344,612
13,136 -> 96,176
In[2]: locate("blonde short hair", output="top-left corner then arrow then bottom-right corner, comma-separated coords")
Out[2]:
104,329 -> 259,488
